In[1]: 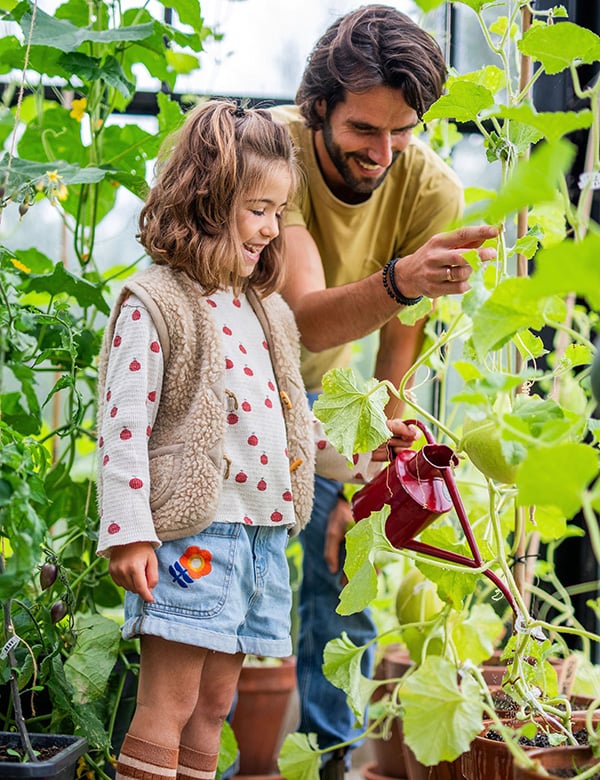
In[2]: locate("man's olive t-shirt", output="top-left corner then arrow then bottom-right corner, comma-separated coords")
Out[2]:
271,105 -> 463,392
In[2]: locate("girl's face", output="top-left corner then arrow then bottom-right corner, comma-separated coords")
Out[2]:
236,168 -> 292,277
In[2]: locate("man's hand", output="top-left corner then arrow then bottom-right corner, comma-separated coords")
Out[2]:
394,225 -> 499,300
108,541 -> 158,603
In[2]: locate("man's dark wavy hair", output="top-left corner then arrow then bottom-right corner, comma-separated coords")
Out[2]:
296,4 -> 447,129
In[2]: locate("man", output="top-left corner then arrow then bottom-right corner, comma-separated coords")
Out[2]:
272,6 -> 498,778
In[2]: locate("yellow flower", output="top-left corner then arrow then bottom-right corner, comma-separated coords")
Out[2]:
10,257 -> 31,273
70,97 -> 87,122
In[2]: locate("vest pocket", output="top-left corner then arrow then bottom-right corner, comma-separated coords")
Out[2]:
149,443 -> 184,511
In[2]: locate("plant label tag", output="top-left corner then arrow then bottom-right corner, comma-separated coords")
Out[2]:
557,654 -> 579,697
0,635 -> 20,659
578,172 -> 600,191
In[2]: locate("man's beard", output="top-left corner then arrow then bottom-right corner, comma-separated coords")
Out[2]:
321,118 -> 399,195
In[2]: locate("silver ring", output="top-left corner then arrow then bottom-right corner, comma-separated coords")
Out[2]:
446,266 -> 454,283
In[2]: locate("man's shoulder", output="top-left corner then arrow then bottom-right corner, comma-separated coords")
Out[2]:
269,105 -> 310,145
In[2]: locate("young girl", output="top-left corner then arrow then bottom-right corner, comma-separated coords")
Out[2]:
96,99 -> 417,780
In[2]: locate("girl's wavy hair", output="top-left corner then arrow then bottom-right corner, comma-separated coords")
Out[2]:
296,4 -> 447,129
138,99 -> 297,297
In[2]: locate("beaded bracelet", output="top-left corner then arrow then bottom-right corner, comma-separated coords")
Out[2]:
382,258 -> 423,306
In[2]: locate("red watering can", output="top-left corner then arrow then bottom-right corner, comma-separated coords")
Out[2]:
351,419 -> 517,613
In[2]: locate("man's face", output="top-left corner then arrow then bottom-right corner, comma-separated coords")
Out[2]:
315,85 -> 420,202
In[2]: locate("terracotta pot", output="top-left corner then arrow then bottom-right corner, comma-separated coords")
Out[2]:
232,775 -> 284,780
402,744 -> 464,780
462,715 -> 597,780
512,745 -> 599,779
361,761 -> 408,780
231,657 -> 296,776
371,647 -> 412,778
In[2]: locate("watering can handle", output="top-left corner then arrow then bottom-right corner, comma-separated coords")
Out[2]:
403,418 -> 436,445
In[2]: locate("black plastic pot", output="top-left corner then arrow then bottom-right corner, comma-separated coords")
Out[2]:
0,733 -> 88,779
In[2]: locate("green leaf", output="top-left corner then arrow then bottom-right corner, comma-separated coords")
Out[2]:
519,21 -> 600,76
452,604 -> 505,666
424,81 -> 495,123
23,263 -> 111,314
63,613 -> 120,704
278,732 -> 321,780
483,140 -> 575,224
338,508 -> 394,614
400,656 -> 484,764
492,104 -> 593,144
471,277 -> 547,357
20,5 -> 156,52
397,295 -> 432,326
58,52 -> 136,98
323,633 -> 380,721
454,0 -> 498,12
530,233 -> 600,311
312,368 -> 390,458
413,0 -> 446,11
517,443 -> 599,517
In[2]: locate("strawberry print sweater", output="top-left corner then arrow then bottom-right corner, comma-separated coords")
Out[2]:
96,266 -> 379,556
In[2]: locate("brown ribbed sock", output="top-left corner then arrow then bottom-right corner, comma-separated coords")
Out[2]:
176,744 -> 219,780
116,733 -> 178,779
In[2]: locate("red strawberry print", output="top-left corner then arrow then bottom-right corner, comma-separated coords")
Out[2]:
108,522 -> 121,535
260,453 -> 268,465
129,359 -> 141,372
223,326 -> 232,336
148,390 -> 156,402
132,309 -> 141,321
265,397 -> 273,408
225,358 -> 234,369
257,478 -> 267,491
262,340 -> 269,350
233,298 -> 241,308
129,477 -> 143,489
355,472 -> 364,480
241,401 -> 252,412
353,454 -> 360,465
271,511 -> 283,523
106,389 -> 111,402
150,341 -> 160,353
235,471 -> 247,483
110,406 -> 118,418
248,434 -> 259,446
98,436 -> 104,448
146,425 -> 152,437
207,298 -> 216,307
239,343 -> 247,354
103,454 -> 109,465
282,490 -> 293,502
317,440 -> 327,450
113,335 -> 122,347
120,428 -> 132,441
244,366 -> 254,376
267,381 -> 275,391
227,413 -> 239,425
244,516 -> 253,524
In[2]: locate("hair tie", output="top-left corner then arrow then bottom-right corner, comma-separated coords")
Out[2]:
233,104 -> 246,118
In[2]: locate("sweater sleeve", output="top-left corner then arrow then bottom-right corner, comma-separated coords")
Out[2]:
312,416 -> 382,485
96,295 -> 163,557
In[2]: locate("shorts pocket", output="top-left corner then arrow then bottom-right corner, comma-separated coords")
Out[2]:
151,524 -> 240,619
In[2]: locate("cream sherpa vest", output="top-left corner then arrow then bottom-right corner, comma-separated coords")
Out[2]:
97,265 -> 315,539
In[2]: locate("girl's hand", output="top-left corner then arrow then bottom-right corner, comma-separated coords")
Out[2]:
108,542 -> 159,603
371,419 -> 420,461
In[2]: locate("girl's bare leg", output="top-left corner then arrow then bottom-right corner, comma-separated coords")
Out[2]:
180,650 -> 245,754
116,636 -> 208,780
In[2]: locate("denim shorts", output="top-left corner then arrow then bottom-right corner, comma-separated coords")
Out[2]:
121,522 -> 293,657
